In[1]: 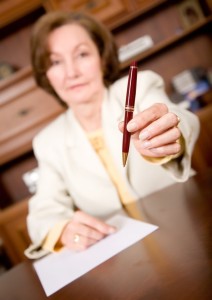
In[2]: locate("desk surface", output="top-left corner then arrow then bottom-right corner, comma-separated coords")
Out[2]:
1,171 -> 212,300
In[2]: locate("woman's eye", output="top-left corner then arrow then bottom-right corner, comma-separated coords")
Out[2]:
78,51 -> 89,58
50,59 -> 62,66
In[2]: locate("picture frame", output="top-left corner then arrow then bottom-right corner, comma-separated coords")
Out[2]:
177,0 -> 205,30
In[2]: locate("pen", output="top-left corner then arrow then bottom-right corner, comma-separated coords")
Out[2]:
122,61 -> 138,167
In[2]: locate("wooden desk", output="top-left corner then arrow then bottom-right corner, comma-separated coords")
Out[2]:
0,171 -> 211,300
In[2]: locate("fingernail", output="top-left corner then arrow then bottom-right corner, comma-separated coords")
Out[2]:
127,121 -> 137,131
140,130 -> 149,140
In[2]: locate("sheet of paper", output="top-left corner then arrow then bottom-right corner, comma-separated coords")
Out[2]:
33,215 -> 158,296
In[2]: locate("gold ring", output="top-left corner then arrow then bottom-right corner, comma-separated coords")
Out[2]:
73,234 -> 80,243
177,115 -> 180,124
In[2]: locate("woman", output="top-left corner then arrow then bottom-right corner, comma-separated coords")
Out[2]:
25,11 -> 199,258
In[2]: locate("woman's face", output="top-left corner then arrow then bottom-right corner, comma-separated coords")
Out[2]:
46,24 -> 104,108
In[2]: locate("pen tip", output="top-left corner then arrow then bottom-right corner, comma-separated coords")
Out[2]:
122,153 -> 128,167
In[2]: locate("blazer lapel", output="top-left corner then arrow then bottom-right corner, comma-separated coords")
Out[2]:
64,109 -> 110,179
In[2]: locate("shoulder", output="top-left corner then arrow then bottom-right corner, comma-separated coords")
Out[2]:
110,70 -> 164,97
35,111 -> 67,140
109,70 -> 165,105
112,70 -> 164,89
32,110 -> 68,152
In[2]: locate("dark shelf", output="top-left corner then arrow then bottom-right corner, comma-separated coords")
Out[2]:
120,15 -> 212,70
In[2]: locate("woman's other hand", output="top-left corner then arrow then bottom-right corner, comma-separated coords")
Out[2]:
59,211 -> 116,251
119,103 -> 181,158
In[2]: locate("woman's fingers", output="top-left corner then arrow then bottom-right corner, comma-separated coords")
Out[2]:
119,104 -> 180,140
65,232 -> 98,251
133,126 -> 181,157
60,211 -> 116,251
127,103 -> 168,133
133,139 -> 181,157
140,127 -> 181,150
138,112 -> 180,141
73,211 -> 116,235
118,103 -> 181,157
66,221 -> 107,242
149,142 -> 181,156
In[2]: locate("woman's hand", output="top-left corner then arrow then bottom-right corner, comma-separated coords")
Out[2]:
119,103 -> 181,158
59,211 -> 116,251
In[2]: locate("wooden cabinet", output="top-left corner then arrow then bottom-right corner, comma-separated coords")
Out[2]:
111,1 -> 212,93
192,103 -> 212,174
0,35 -> 64,205
43,0 -> 131,26
0,0 -> 42,28
0,198 -> 30,265
1,1 -> 211,91
0,68 -> 64,165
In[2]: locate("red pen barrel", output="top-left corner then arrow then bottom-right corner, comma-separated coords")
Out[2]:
123,111 -> 133,153
122,61 -> 138,166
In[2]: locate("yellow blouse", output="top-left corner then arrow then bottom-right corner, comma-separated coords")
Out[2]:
87,129 -> 135,205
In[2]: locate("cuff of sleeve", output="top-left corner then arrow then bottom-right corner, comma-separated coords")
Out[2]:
142,134 -> 185,165
42,219 -> 70,253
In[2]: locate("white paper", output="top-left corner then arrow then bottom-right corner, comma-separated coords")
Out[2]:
33,215 -> 158,296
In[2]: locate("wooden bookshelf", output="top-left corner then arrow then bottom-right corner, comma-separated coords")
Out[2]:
120,15 -> 212,70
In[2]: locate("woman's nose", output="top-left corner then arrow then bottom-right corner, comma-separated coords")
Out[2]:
65,60 -> 79,78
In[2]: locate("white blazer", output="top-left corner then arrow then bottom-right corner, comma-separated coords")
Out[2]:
27,71 -> 200,245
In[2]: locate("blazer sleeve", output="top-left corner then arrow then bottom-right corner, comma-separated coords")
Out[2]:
26,131 -> 75,248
